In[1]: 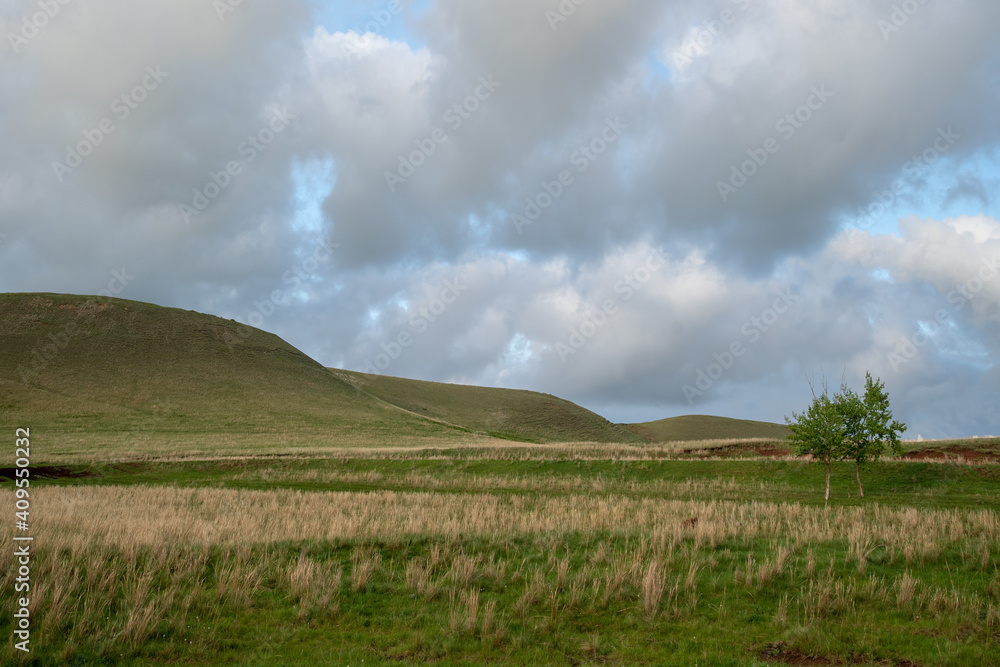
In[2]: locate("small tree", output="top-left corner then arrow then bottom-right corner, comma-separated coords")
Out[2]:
786,389 -> 848,501
839,373 -> 907,498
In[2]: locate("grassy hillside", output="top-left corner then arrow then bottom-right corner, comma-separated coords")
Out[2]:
0,293 -> 639,460
0,293 -> 467,459
1,293 -> 796,461
628,414 -> 791,443
334,370 -> 643,444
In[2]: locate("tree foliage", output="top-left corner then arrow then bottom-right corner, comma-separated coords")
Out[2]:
839,373 -> 907,497
786,390 -> 847,501
786,373 -> 906,500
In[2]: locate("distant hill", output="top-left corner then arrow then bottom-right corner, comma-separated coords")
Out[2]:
627,415 -> 791,443
334,370 -> 643,444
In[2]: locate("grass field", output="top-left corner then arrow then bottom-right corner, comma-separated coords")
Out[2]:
2,294 -> 999,665
2,451 -> 999,665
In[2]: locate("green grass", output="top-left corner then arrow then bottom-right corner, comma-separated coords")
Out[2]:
11,535 -> 996,666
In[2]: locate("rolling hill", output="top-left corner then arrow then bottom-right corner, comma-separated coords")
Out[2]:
1,293 -> 789,459
627,414 -> 791,443
0,293 -> 469,458
333,369 -> 643,444
0,293 -> 642,458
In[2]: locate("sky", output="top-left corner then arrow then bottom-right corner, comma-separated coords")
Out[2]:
2,0 -> 999,439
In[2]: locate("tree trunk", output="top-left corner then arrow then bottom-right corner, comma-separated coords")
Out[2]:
825,458 -> 831,501
856,465 -> 865,498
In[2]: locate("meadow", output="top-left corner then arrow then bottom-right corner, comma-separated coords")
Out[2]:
2,444 -> 999,666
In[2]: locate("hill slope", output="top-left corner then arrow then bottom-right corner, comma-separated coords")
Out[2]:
628,415 -> 790,443
0,293 -> 640,459
334,370 -> 643,444
0,293 -> 467,458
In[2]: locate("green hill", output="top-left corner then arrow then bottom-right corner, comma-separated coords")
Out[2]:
627,414 -> 791,443
1,293 -> 790,461
0,293 -> 469,460
333,370 -> 642,444
0,293 -> 639,460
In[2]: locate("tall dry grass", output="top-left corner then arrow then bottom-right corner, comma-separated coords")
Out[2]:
225,467 -> 779,498
641,558 -> 665,617
20,486 -> 998,556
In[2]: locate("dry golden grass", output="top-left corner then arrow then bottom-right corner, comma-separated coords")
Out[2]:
774,593 -> 789,627
216,547 -> 263,607
449,553 -> 481,589
8,483 -> 996,641
19,486 -> 997,564
896,571 -> 918,609
641,558 -> 666,617
227,467 -> 783,499
405,558 -> 441,600
350,547 -> 380,593
35,437 -> 794,465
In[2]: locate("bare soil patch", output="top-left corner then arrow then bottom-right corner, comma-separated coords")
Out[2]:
758,642 -> 922,666
900,446 -> 1000,463
0,465 -> 98,480
759,642 -> 839,665
686,442 -> 795,459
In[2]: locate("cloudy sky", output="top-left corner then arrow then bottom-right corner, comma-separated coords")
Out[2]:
2,0 -> 999,438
